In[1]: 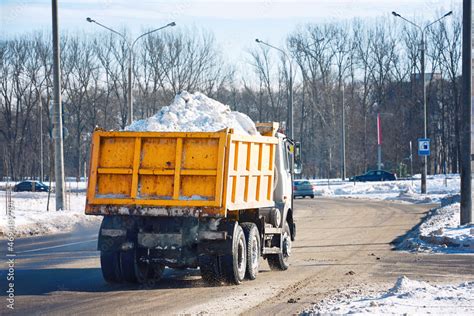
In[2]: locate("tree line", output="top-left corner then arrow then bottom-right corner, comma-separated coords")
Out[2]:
0,15 -> 462,181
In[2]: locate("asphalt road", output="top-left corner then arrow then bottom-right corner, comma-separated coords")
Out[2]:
1,198 -> 473,315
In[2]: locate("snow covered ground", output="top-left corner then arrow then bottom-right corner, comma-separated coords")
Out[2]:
0,190 -> 100,237
400,200 -> 474,253
305,276 -> 474,315
308,174 -> 474,253
310,174 -> 459,204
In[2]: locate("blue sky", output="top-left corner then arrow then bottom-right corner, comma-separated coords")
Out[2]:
0,0 -> 462,66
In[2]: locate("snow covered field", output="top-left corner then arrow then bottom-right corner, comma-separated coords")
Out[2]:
305,276 -> 474,315
0,190 -> 100,237
310,174 -> 460,204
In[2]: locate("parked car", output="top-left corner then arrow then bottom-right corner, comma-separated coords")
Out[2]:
293,180 -> 315,198
13,181 -> 50,192
349,170 -> 396,182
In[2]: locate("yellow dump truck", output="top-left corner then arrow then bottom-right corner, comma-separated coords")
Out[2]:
85,123 -> 296,285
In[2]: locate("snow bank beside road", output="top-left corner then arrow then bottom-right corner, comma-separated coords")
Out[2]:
125,91 -> 259,135
0,192 -> 100,237
306,276 -> 474,315
311,175 -> 459,204
401,200 -> 474,253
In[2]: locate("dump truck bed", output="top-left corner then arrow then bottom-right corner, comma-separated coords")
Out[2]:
85,129 -> 278,217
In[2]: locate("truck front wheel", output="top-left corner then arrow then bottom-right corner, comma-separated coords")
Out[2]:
267,221 -> 291,271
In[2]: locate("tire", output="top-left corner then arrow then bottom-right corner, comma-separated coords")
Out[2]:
311,195 -> 315,199
221,224 -> 247,284
241,223 -> 260,280
267,221 -> 291,271
100,251 -> 122,283
120,249 -> 151,284
199,254 -> 224,285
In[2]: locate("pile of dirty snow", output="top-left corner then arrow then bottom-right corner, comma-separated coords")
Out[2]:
306,276 -> 474,315
417,202 -> 473,251
125,91 -> 259,135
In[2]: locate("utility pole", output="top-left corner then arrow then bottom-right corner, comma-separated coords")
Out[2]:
392,10 -> 452,194
39,101 -> 44,182
461,0 -> 472,225
51,0 -> 65,210
341,85 -> 346,180
409,141 -> 414,178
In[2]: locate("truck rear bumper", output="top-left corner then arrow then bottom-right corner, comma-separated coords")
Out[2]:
98,215 -> 230,268
86,204 -> 225,218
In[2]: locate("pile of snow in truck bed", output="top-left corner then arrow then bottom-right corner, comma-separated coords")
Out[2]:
125,91 -> 258,135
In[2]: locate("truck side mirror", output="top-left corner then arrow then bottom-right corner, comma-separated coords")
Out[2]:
294,142 -> 302,175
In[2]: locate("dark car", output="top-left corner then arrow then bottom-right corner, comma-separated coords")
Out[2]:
13,181 -> 50,192
349,170 -> 396,182
293,180 -> 315,198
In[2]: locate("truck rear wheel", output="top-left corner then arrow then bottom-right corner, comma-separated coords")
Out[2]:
267,221 -> 291,271
199,255 -> 224,285
222,224 -> 247,284
241,223 -> 260,280
120,249 -> 162,284
100,251 -> 122,283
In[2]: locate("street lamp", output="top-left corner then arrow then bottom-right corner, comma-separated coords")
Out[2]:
255,38 -> 294,140
86,18 -> 176,125
392,10 -> 452,193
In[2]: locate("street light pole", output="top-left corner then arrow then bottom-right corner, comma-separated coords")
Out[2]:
255,39 -> 293,139
51,0 -> 65,211
86,18 -> 176,125
392,10 -> 452,194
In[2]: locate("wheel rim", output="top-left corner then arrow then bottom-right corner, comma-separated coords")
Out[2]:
250,234 -> 259,271
237,236 -> 246,277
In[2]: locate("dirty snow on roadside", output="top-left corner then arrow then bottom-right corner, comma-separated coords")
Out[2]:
401,199 -> 474,253
0,191 -> 100,237
125,91 -> 259,135
305,276 -> 474,315
310,174 -> 459,204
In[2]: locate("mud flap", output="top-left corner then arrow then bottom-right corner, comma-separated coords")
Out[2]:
290,222 -> 296,241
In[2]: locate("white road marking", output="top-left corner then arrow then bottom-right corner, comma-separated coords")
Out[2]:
17,239 -> 97,254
